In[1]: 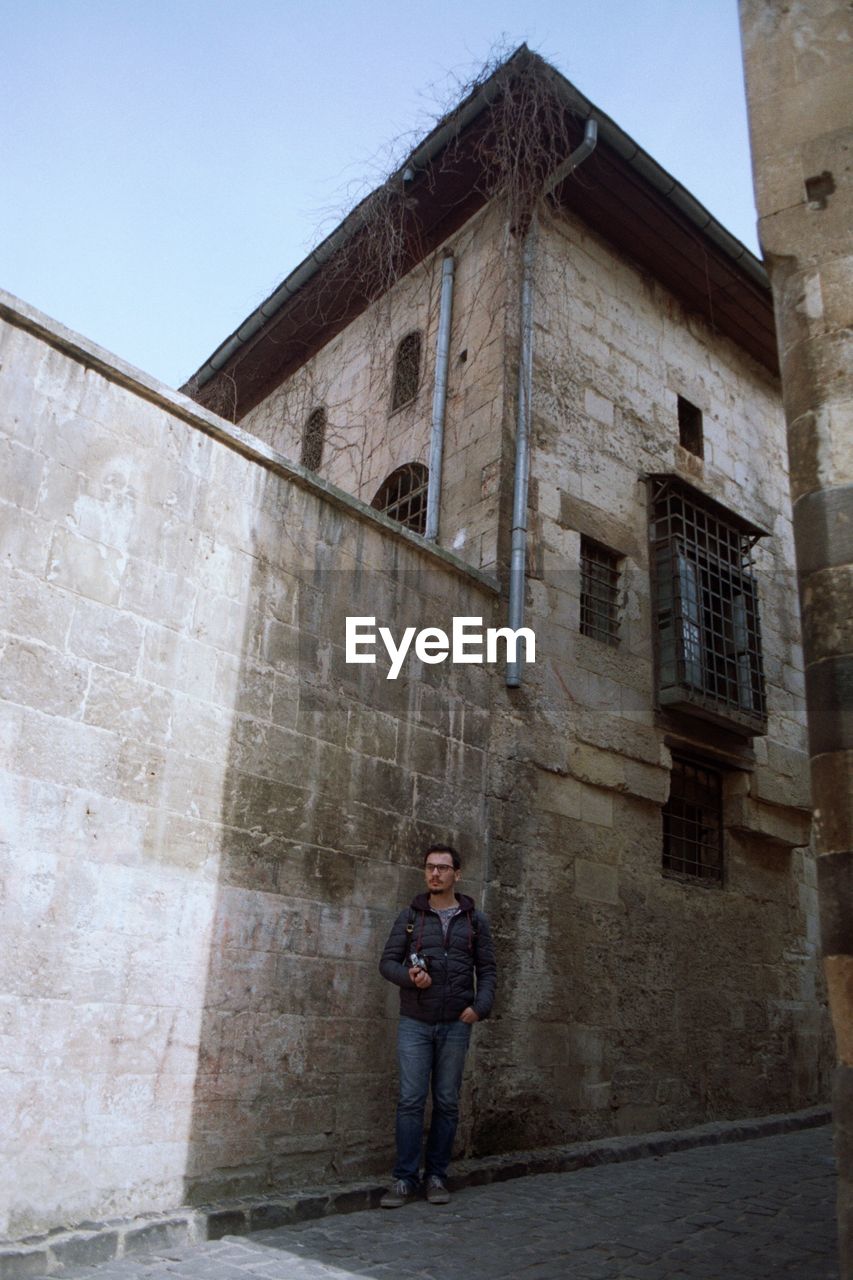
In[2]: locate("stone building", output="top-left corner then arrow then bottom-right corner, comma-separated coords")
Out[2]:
0,45 -> 831,1260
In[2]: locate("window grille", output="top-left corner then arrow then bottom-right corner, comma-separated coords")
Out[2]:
650,477 -> 767,735
580,538 -> 621,645
391,332 -> 422,410
371,463 -> 429,534
300,406 -> 326,472
663,757 -> 723,882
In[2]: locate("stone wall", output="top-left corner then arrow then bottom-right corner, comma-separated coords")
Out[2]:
427,206 -> 831,1152
0,293 -> 499,1237
224,185 -> 832,1153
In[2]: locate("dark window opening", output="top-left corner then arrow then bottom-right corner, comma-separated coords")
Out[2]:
301,406 -> 326,472
651,477 -> 767,735
677,396 -> 704,458
580,538 -> 621,646
663,757 -> 723,882
391,332 -> 422,411
372,462 -> 429,534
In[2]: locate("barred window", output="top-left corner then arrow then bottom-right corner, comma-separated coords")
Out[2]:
580,538 -> 621,645
650,477 -> 767,735
391,332 -> 422,410
300,406 -> 326,472
663,757 -> 723,883
371,463 -> 429,534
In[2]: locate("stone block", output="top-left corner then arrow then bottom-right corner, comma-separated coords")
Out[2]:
0,504 -> 52,577
0,438 -> 43,512
84,668 -> 173,746
296,683 -> 347,745
113,737 -> 168,807
574,859 -> 619,905
50,1230 -> 120,1268
800,562 -> 853,661
122,1218 -> 192,1255
69,598 -> 144,675
584,388 -> 614,427
623,759 -> 669,804
191,590 -> 245,654
818,850 -> 853,957
206,1208 -> 248,1239
812,751 -> 853,854
0,1248 -> 49,1278
261,616 -> 300,670
0,567 -> 75,650
825,956 -> 853,1067
535,771 -> 581,819
47,527 -> 125,606
569,743 -> 624,791
0,638 -> 88,719
751,758 -> 811,811
346,701 -> 397,761
396,721 -> 449,781
270,672 -> 299,729
726,794 -> 812,850
578,783 -> 614,828
120,556 -> 196,630
164,753 -> 228,827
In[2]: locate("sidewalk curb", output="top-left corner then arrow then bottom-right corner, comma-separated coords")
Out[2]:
0,1105 -> 831,1278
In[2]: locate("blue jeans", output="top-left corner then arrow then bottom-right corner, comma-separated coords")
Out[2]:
393,1016 -> 471,1185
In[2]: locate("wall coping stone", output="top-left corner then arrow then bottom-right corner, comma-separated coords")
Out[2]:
0,1106 -> 831,1277
0,288 -> 499,595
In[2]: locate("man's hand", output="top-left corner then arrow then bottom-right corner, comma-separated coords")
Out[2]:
408,965 -> 432,989
459,1007 -> 480,1024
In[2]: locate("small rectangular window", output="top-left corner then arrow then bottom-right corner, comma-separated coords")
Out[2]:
677,396 -> 703,458
663,757 -> 723,882
580,538 -> 621,646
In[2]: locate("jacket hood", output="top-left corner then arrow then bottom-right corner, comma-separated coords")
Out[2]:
410,892 -> 477,913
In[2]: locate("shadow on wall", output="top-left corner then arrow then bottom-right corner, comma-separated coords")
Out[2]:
181,468 -> 493,1203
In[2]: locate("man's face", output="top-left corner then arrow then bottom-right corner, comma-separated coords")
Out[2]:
424,853 -> 459,893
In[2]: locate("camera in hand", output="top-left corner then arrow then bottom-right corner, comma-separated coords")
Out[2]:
409,951 -> 431,972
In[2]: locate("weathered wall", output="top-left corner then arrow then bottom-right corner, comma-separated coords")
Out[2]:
467,206 -> 831,1151
0,294 -> 498,1237
739,0 -> 853,1270
242,202 -> 511,573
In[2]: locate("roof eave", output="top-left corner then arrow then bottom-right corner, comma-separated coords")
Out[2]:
183,49 -> 772,401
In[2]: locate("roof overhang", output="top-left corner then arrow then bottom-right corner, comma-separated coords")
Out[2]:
184,47 -> 777,419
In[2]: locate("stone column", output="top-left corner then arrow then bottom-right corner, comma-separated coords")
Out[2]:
739,1 -> 852,1271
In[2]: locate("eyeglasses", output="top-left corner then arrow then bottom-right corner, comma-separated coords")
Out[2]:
425,864 -> 455,874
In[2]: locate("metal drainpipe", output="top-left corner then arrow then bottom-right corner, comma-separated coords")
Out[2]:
505,119 -> 598,687
425,254 -> 455,542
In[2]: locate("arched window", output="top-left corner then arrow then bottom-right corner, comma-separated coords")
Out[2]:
300,406 -> 326,472
371,463 -> 429,535
390,332 -> 422,411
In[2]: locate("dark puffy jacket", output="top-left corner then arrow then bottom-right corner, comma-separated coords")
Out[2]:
379,892 -> 497,1024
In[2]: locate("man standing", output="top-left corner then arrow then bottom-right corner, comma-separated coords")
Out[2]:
378,844 -> 497,1207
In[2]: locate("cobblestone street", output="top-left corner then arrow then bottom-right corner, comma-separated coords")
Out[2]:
32,1126 -> 839,1280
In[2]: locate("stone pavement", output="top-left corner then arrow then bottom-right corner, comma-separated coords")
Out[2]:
31,1127 -> 839,1280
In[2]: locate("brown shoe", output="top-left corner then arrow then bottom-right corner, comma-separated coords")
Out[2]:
426,1176 -> 450,1204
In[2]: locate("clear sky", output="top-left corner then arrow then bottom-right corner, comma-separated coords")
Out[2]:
3,1 -> 758,390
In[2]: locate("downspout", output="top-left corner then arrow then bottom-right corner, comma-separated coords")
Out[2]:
505,118 -> 598,687
425,254 -> 455,542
